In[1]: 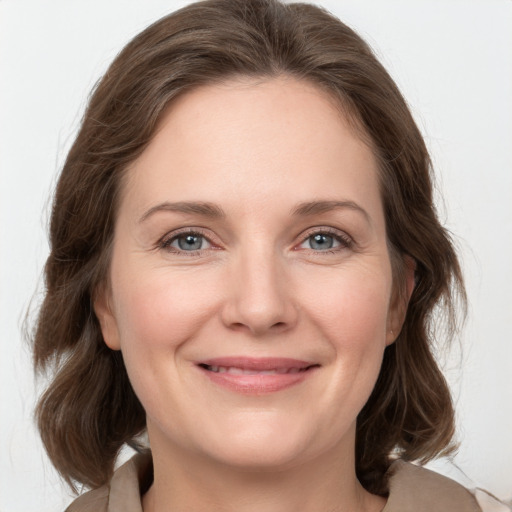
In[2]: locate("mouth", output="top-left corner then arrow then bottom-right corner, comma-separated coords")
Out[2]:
196,357 -> 320,394
199,364 -> 311,374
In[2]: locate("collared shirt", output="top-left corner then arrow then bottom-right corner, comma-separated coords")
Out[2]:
66,452 -> 482,512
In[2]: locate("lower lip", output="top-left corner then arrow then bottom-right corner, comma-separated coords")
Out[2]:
198,366 -> 317,394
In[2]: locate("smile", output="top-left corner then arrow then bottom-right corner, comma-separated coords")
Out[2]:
196,357 -> 319,394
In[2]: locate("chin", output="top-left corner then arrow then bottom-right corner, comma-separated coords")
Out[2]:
196,415 -> 322,471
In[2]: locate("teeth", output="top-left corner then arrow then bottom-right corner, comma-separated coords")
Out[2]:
205,365 -> 307,374
227,367 -> 266,375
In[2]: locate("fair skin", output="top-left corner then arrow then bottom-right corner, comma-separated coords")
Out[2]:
96,76 -> 411,512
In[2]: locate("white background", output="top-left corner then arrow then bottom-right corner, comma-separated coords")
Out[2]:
1,1 -> 511,511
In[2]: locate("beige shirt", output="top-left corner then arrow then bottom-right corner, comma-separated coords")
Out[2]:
66,452 -> 482,512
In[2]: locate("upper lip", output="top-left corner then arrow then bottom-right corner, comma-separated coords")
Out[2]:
197,357 -> 317,371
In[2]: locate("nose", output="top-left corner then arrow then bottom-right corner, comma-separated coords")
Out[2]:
220,247 -> 298,336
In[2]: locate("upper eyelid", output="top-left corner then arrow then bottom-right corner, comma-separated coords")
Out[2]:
161,227 -> 214,242
297,226 -> 353,243
300,226 -> 349,236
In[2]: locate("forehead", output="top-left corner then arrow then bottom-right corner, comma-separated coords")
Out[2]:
121,76 -> 382,224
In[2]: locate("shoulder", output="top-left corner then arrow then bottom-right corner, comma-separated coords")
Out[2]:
65,485 -> 109,512
384,459 -> 482,512
65,452 -> 152,512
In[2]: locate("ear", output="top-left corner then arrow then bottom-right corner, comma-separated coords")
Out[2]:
386,255 -> 416,346
93,284 -> 121,351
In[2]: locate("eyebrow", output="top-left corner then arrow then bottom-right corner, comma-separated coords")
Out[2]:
291,200 -> 371,223
138,201 -> 226,223
138,199 -> 370,224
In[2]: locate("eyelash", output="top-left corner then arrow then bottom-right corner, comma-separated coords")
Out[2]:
158,227 -> 354,256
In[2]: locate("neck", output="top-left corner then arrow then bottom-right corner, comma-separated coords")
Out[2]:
142,429 -> 386,512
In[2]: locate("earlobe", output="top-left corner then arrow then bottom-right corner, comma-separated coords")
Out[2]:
93,287 -> 121,351
386,255 -> 416,345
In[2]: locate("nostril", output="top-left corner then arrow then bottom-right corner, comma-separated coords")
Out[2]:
229,322 -> 249,332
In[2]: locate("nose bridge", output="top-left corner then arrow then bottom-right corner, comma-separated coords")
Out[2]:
222,239 -> 296,335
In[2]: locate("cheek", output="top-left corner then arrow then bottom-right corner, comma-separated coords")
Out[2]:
113,268 -> 220,350
297,263 -> 392,399
301,263 -> 392,344
109,266 -> 224,420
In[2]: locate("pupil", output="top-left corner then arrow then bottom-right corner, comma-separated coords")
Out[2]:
178,234 -> 202,250
311,234 -> 333,250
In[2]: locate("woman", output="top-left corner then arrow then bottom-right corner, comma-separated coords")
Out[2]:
32,0 -> 482,510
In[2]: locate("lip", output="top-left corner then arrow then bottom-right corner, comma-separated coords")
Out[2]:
196,357 -> 319,394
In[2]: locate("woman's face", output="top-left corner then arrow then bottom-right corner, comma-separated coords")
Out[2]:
96,77 -> 405,470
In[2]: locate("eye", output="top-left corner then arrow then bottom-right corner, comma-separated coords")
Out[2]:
305,233 -> 338,251
297,229 -> 352,252
161,230 -> 212,253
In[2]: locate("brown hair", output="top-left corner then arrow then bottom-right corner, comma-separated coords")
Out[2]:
33,0 -> 465,496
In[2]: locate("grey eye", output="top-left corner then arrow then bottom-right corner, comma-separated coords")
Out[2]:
174,234 -> 207,251
308,233 -> 337,250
